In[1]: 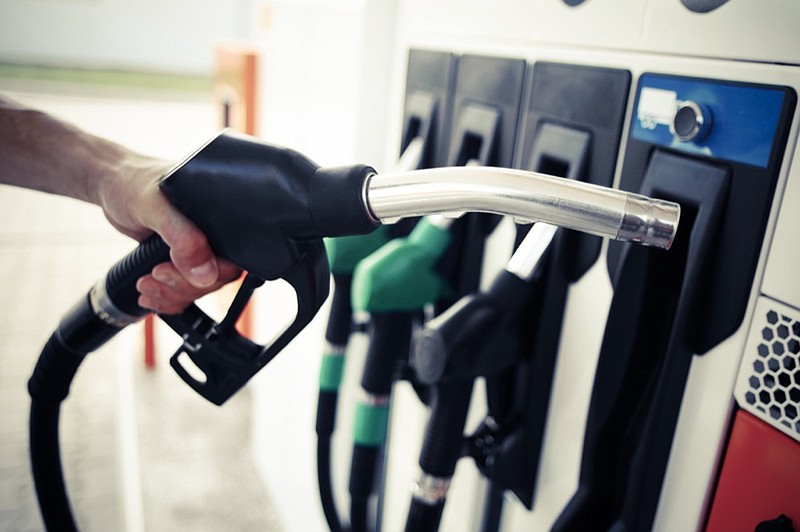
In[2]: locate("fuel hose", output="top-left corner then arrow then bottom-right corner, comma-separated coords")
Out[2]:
315,137 -> 425,532
28,235 -> 170,531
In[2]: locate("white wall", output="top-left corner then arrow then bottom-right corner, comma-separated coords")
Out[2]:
247,2 -> 399,531
0,0 -> 255,75
253,0 -> 398,168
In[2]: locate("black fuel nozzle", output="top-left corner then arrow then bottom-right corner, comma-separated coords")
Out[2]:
411,270 -> 529,385
402,223 -> 558,532
89,130 -> 380,405
411,222 -> 558,385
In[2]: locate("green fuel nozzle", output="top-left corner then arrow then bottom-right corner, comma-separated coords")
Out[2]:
351,216 -> 454,313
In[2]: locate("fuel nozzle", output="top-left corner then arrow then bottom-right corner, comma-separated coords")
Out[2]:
411,222 -> 558,385
364,166 -> 679,250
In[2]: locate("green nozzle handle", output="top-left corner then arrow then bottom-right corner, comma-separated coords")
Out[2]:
351,218 -> 453,313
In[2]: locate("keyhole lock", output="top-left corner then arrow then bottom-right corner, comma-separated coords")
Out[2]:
670,100 -> 713,142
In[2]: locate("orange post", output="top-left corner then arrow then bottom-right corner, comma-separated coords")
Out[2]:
144,314 -> 156,369
143,43 -> 260,368
213,43 -> 259,137
212,43 -> 260,338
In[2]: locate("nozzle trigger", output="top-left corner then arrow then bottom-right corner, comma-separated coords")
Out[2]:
162,244 -> 330,405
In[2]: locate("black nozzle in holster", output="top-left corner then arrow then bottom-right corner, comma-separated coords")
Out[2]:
411,270 -> 533,385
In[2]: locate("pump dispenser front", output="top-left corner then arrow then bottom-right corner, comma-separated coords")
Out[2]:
554,74 -> 796,532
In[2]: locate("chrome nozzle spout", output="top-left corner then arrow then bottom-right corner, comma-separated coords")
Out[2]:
364,166 -> 680,250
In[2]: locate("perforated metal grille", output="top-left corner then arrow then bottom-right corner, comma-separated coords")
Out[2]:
736,297 -> 800,442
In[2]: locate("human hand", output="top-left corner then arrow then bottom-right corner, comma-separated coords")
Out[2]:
136,259 -> 243,315
0,94 -> 241,314
96,154 -> 242,314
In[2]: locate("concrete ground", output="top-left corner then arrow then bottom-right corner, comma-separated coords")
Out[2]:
0,80 -> 283,531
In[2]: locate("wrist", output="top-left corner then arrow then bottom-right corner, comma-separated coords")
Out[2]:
84,138 -> 143,207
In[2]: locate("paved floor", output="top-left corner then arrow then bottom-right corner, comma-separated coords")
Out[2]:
0,83 -> 283,531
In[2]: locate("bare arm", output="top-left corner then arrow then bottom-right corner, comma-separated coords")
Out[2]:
0,94 -> 240,313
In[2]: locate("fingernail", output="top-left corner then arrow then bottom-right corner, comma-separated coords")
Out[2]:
189,261 -> 217,288
138,295 -> 156,312
152,268 -> 176,287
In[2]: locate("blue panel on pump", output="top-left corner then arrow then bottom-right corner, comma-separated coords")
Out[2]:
631,74 -> 788,168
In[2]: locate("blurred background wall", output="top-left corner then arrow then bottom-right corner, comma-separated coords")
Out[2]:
0,0 -> 255,75
0,2 -> 397,530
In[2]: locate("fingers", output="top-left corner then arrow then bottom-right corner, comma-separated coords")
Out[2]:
97,155 -> 241,311
154,206 -> 221,289
137,259 -> 243,314
99,158 -> 222,290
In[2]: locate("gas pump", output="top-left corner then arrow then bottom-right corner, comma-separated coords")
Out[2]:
370,3 -> 800,531
395,60 -> 633,532
553,74 -> 796,532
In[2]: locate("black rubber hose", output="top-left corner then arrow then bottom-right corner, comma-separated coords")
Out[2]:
350,496 -> 370,532
30,400 -> 76,532
480,482 -> 504,532
349,312 -> 413,532
349,445 -> 381,532
316,274 -> 353,532
317,437 -> 344,532
399,380 -> 473,532
28,234 -> 170,531
28,334 -> 85,532
404,499 -> 445,532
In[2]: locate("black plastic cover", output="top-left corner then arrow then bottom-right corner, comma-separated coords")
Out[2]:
402,49 -> 458,168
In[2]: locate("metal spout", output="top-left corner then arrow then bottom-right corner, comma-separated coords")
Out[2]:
364,166 -> 680,249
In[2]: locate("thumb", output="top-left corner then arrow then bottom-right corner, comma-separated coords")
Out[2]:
154,206 -> 219,289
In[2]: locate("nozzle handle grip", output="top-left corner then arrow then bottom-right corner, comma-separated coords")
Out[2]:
99,131 -> 376,405
100,233 -> 330,406
104,234 -> 171,318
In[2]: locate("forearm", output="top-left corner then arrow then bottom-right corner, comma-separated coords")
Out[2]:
0,93 -> 139,205
1,93 -> 231,307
